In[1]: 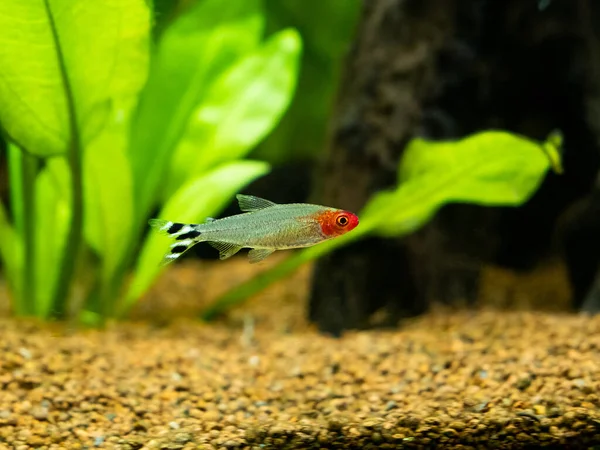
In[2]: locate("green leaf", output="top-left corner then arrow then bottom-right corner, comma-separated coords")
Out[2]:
129,0 -> 264,220
368,130 -> 553,237
265,0 -> 360,59
83,103 -> 134,285
256,0 -> 361,163
166,28 -> 302,196
34,158 -> 71,317
202,130 -> 558,319
121,160 -> 270,316
0,0 -> 151,156
541,129 -> 564,174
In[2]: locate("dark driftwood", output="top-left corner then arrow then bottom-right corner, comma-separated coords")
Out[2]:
310,0 -> 600,335
309,0 -> 455,335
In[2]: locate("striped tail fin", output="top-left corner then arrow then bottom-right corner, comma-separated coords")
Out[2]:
148,219 -> 202,265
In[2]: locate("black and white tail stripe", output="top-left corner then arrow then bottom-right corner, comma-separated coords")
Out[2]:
148,219 -> 202,265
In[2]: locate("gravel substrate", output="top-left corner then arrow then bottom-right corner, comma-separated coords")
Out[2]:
1,310 -> 599,449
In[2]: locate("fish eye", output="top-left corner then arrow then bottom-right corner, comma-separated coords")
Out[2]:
336,214 -> 349,227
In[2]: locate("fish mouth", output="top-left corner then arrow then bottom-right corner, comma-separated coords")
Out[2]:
348,212 -> 359,230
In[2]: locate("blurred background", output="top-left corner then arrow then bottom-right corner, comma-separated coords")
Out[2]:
157,0 -> 600,334
1,0 -> 600,335
154,0 -> 361,167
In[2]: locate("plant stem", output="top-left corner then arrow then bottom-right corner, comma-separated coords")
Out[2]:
0,197 -> 23,311
20,152 -> 40,316
8,143 -> 25,236
100,270 -> 120,322
44,0 -> 84,320
200,252 -> 312,321
200,226 -> 369,321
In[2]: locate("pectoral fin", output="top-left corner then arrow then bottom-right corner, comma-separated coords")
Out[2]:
208,241 -> 242,260
248,248 -> 275,263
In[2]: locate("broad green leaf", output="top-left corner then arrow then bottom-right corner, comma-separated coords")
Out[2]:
129,0 -> 264,220
34,158 -> 71,317
83,103 -> 134,285
201,130 -> 558,319
166,28 -> 302,196
369,130 -> 553,236
0,0 -> 151,156
121,160 -> 270,315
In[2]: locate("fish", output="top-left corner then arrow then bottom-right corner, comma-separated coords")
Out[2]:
149,194 -> 359,264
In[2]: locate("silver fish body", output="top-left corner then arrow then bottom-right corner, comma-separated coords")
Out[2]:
150,194 -> 359,264
188,204 -> 328,249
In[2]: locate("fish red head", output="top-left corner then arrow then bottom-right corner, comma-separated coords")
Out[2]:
317,209 -> 359,238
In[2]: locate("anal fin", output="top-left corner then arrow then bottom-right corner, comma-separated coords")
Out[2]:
248,248 -> 275,263
208,241 -> 242,260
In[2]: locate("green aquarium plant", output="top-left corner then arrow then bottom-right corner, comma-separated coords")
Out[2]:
0,0 -> 301,322
202,130 -> 563,319
255,0 -> 362,163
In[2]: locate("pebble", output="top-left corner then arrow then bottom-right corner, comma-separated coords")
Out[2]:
0,310 -> 598,448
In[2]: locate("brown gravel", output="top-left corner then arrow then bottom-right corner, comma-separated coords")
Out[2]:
0,258 -> 599,449
0,311 -> 599,449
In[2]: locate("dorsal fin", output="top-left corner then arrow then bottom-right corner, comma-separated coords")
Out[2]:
236,194 -> 277,212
